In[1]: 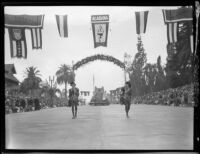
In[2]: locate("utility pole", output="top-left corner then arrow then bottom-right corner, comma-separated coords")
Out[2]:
124,52 -> 127,83
93,74 -> 95,93
195,1 -> 200,55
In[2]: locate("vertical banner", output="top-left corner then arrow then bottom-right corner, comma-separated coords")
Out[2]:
55,15 -> 68,37
135,11 -> 149,35
31,28 -> 42,49
91,15 -> 109,48
5,14 -> 44,58
8,28 -> 27,58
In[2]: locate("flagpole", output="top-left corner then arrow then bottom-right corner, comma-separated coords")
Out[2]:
93,74 -> 95,93
195,1 -> 200,55
124,53 -> 127,83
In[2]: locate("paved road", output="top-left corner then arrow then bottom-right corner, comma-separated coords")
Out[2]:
6,104 -> 193,150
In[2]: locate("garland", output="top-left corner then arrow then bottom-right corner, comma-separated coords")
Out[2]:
73,54 -> 125,70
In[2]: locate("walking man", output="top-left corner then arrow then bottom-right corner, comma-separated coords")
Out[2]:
69,82 -> 79,119
124,81 -> 132,118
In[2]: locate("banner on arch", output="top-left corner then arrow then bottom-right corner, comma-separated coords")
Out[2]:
91,15 -> 109,48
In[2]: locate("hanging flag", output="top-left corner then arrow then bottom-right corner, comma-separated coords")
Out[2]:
8,28 -> 27,58
91,15 -> 109,48
167,22 -> 178,43
31,28 -> 42,49
5,14 -> 44,58
55,15 -> 68,37
162,8 -> 193,23
135,11 -> 149,34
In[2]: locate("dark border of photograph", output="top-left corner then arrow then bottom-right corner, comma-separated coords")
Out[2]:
1,0 -> 199,153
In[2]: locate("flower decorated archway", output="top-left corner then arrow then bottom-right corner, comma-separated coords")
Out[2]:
72,54 -> 125,71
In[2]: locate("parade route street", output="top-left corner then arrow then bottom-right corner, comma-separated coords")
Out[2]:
6,104 -> 193,150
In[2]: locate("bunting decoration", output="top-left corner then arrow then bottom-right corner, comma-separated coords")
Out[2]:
163,8 -> 193,59
5,14 -> 44,58
55,15 -> 68,37
162,8 -> 193,23
91,15 -> 109,48
135,11 -> 149,35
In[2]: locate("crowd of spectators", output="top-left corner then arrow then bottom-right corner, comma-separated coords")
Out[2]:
133,83 -> 197,107
5,94 -> 78,114
5,95 -> 44,114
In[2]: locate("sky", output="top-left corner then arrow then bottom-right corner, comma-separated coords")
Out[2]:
4,6 -> 179,100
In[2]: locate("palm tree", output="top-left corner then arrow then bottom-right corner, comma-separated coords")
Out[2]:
20,66 -> 42,96
56,64 -> 75,98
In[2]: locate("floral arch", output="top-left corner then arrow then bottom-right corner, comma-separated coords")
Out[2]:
72,54 -> 125,70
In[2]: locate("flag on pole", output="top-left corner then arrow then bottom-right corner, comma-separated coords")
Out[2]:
55,15 -> 68,37
135,11 -> 149,34
167,22 -> 178,43
162,8 -> 193,23
5,14 -> 44,58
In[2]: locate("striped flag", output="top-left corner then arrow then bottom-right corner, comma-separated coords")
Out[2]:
167,22 -> 178,43
55,15 -> 68,37
31,28 -> 42,49
8,28 -> 27,58
5,14 -> 44,59
135,11 -> 149,34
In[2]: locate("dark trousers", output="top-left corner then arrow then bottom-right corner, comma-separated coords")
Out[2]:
125,103 -> 130,112
71,101 -> 78,117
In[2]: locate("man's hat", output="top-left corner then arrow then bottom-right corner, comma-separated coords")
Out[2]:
70,81 -> 76,86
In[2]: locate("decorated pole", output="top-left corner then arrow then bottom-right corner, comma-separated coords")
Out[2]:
135,11 -> 149,47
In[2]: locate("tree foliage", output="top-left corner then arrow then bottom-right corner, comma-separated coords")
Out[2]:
165,21 -> 193,88
56,64 -> 74,98
20,66 -> 42,95
128,36 -> 147,96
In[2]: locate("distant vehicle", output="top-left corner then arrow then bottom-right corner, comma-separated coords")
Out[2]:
89,87 -> 110,106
